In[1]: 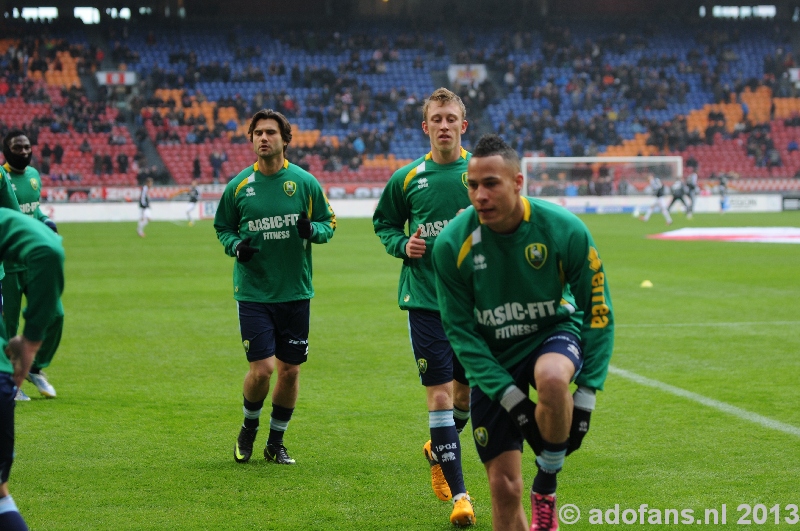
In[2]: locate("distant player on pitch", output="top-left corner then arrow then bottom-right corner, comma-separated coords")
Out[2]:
639,174 -> 672,225
215,109 -> 335,466
433,134 -> 614,531
373,87 -> 475,526
186,178 -> 200,226
137,177 -> 153,237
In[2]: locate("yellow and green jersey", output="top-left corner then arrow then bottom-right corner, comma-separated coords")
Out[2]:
214,160 -> 336,303
4,163 -> 50,274
433,197 -> 614,401
0,208 -> 65,375
373,148 -> 471,312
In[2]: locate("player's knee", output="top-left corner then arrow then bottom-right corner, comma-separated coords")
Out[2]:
426,384 -> 453,410
488,471 -> 523,504
277,363 -> 300,384
535,372 -> 570,406
249,361 -> 274,383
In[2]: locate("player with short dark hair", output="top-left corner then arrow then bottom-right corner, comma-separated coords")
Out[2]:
433,134 -> 614,531
0,208 -> 65,531
373,87 -> 475,526
215,109 -> 335,466
1,131 -> 63,400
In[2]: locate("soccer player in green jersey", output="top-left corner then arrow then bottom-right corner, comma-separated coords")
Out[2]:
215,109 -> 336,466
0,208 -> 65,530
2,131 -> 64,400
373,88 -> 475,526
433,135 -> 614,531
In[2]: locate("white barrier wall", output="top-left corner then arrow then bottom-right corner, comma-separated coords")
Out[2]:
40,195 -> 783,223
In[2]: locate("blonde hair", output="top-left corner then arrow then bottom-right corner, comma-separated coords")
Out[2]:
422,88 -> 466,122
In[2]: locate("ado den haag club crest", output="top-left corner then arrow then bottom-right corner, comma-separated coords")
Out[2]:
283,181 -> 297,197
525,243 -> 547,269
461,172 -> 468,188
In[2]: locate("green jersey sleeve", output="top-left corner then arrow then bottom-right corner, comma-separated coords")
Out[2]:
214,177 -> 244,257
561,219 -> 614,391
307,177 -> 336,244
373,163 -> 415,259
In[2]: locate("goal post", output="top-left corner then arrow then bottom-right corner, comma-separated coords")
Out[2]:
521,156 -> 683,196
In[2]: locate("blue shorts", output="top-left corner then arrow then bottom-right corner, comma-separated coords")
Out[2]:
470,332 -> 583,463
238,300 -> 310,365
408,309 -> 467,387
0,373 -> 16,484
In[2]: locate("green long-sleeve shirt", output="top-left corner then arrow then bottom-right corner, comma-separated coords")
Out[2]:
214,160 -> 336,303
4,163 -> 50,274
0,209 -> 65,375
373,149 -> 471,311
433,197 -> 614,401
0,165 -> 22,281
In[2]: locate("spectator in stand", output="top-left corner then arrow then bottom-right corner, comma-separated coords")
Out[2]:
53,143 -> 64,165
117,153 -> 129,174
93,154 -> 103,175
210,150 -> 228,184
79,139 -> 92,155
788,139 -> 799,153
193,156 -> 202,182
102,154 -> 113,175
40,144 -> 52,172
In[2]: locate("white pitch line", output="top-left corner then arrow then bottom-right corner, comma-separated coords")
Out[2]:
617,321 -> 800,328
608,366 -> 800,438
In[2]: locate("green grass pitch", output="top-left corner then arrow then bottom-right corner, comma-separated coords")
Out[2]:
12,211 -> 800,530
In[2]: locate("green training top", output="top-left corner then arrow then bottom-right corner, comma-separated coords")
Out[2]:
4,163 -> 51,274
214,160 -> 336,303
0,165 -> 23,281
433,197 -> 614,401
0,209 -> 65,375
373,148 -> 471,312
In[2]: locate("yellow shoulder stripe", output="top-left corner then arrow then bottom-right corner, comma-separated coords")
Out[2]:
456,234 -> 473,269
402,155 -> 433,192
460,147 -> 468,159
522,197 -> 531,221
402,167 -> 418,193
234,174 -> 255,197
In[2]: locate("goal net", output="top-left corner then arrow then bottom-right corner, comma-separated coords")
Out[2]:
521,156 -> 683,196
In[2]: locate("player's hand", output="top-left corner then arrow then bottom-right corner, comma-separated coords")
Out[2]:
5,335 -> 40,388
405,226 -> 426,259
44,220 -> 58,233
566,386 -> 595,455
297,211 -> 312,239
501,386 -> 544,455
235,237 -> 260,263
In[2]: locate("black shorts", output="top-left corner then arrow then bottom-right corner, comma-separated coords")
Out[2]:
0,373 -> 16,484
408,309 -> 467,387
238,300 -> 310,365
470,332 -> 583,463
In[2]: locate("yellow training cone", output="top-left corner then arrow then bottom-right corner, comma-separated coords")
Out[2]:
640,280 -> 653,288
